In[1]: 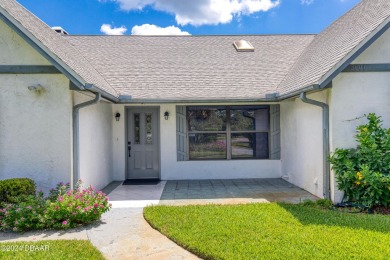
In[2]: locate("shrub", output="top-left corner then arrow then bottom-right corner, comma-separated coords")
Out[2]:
0,180 -> 111,232
44,181 -> 111,229
329,113 -> 390,207
0,178 -> 36,204
47,181 -> 71,202
0,192 -> 46,232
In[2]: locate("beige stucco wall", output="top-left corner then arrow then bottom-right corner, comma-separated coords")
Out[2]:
0,20 -> 73,191
280,91 -> 328,198
74,92 -> 114,191
112,103 -> 282,181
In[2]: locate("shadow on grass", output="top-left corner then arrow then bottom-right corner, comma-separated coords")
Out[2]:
277,203 -> 390,234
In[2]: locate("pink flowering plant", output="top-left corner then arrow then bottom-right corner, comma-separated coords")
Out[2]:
0,180 -> 111,232
0,191 -> 46,232
44,180 -> 111,229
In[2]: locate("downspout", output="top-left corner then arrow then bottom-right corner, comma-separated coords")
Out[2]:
300,92 -> 330,200
72,92 -> 101,188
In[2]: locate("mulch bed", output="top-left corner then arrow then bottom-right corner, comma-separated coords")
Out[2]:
372,206 -> 390,215
333,202 -> 390,215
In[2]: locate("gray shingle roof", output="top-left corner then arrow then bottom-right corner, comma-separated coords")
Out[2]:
278,0 -> 390,95
1,0 -> 390,102
65,35 -> 314,100
0,0 -> 118,97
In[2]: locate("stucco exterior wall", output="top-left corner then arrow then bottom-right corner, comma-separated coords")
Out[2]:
0,20 -> 49,65
280,91 -> 328,198
0,19 -> 72,191
0,75 -> 73,191
329,28 -> 390,202
112,103 -> 281,181
74,92 -> 114,191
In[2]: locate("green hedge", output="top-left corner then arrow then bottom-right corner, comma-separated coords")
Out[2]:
0,178 -> 36,203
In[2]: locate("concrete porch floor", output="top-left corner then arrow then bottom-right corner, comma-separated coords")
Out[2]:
105,178 -> 318,208
159,178 -> 318,206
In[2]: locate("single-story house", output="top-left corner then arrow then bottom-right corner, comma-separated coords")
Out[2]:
0,0 -> 389,202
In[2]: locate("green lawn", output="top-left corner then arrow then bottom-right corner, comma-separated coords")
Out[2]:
144,203 -> 390,259
0,240 -> 104,260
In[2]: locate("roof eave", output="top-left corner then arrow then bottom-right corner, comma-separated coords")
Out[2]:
116,97 -> 276,104
317,16 -> 390,89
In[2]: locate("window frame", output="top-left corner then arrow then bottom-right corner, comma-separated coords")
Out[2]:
187,105 -> 270,160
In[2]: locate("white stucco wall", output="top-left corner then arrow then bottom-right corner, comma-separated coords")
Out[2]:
280,91 -> 328,198
0,20 -> 50,66
0,20 -> 72,191
75,92 -> 114,191
329,28 -> 390,202
112,103 -> 281,181
112,104 -> 126,181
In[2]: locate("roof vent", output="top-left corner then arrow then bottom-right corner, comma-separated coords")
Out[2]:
51,26 -> 69,35
233,40 -> 254,52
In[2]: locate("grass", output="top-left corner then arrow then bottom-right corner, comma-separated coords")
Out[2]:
144,203 -> 390,259
0,240 -> 104,260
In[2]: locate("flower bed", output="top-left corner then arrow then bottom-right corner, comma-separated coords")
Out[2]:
0,180 -> 111,232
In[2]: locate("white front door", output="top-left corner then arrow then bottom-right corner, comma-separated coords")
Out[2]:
126,107 -> 160,179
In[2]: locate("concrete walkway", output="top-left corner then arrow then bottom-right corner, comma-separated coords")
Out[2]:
0,181 -> 198,260
0,178 -> 317,259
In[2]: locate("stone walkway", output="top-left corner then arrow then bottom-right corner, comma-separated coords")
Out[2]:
0,178 -> 318,259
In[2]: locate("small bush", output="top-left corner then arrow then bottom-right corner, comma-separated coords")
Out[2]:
0,193 -> 46,232
330,113 -> 390,207
0,178 -> 36,203
44,181 -> 111,229
0,180 -> 111,232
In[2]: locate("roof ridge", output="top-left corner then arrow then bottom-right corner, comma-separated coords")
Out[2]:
65,34 -> 318,37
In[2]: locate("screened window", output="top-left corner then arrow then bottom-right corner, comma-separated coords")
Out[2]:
186,106 -> 271,160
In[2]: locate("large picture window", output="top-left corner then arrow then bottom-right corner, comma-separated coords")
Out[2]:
186,106 -> 271,160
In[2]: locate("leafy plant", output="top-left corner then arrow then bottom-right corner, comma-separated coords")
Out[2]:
0,180 -> 111,232
329,113 -> 390,207
0,178 -> 36,204
47,181 -> 71,202
44,181 -> 111,229
0,192 -> 46,232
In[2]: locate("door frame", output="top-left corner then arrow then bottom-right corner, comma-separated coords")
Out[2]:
125,106 -> 161,179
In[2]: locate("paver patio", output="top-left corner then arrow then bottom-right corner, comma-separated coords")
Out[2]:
159,178 -> 318,205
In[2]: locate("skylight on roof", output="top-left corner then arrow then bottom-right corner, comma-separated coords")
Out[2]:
233,40 -> 254,52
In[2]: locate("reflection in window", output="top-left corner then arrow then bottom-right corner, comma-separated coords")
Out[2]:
187,107 -> 226,131
186,106 -> 270,160
231,133 -> 269,159
134,113 -> 140,144
145,113 -> 152,145
189,134 -> 226,159
230,107 -> 269,131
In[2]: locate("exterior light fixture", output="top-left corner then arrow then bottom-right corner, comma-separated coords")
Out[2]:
115,112 -> 120,122
27,84 -> 46,94
164,111 -> 169,120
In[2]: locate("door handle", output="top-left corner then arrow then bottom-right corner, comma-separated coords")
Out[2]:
128,141 -> 131,157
